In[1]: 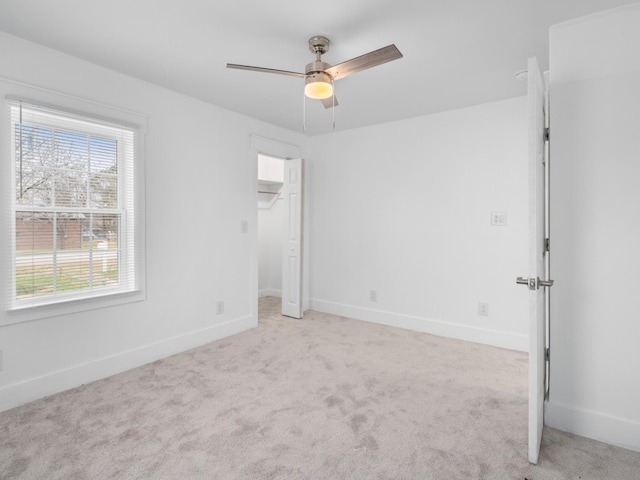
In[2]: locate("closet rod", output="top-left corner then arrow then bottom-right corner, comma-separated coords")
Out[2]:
258,190 -> 279,195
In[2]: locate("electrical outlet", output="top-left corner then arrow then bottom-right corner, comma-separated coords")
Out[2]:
478,302 -> 489,317
240,220 -> 248,234
216,301 -> 224,315
370,290 -> 377,302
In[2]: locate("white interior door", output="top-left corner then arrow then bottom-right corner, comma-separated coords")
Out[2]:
523,56 -> 548,464
281,158 -> 303,318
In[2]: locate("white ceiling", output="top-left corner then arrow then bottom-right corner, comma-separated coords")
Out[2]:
0,0 -> 633,135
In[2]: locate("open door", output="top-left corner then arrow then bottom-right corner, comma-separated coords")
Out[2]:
517,56 -> 553,464
281,158 -> 303,318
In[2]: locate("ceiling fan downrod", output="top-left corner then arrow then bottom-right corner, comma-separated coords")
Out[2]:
306,36 -> 331,76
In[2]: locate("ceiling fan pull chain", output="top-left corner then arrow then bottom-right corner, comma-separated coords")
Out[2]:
332,80 -> 336,130
302,89 -> 307,133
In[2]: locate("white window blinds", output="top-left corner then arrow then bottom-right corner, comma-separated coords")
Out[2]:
9,101 -> 140,310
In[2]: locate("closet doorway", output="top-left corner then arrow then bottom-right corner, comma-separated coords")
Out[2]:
257,153 -> 303,319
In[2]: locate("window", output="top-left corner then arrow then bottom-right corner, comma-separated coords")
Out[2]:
8,101 -> 143,313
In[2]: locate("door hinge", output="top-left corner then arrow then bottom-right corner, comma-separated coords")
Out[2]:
544,127 -> 550,142
545,348 -> 550,361
545,238 -> 550,252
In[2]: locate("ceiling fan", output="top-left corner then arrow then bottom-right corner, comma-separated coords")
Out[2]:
227,36 -> 403,108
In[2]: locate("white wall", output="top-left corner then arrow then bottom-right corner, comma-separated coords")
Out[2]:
0,31 -> 307,411
257,155 -> 284,297
258,199 -> 284,297
308,97 -> 529,351
258,155 -> 285,184
547,4 -> 640,452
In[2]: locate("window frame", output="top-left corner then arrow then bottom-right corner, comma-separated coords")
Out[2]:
2,90 -> 146,324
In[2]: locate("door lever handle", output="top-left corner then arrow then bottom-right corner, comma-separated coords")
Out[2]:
517,276 -> 538,290
516,276 -> 554,290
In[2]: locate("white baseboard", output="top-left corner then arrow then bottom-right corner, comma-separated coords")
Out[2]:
546,400 -> 640,453
0,315 -> 256,413
309,299 -> 528,352
259,289 -> 282,298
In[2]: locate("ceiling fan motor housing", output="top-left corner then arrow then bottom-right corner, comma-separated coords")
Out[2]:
305,61 -> 331,76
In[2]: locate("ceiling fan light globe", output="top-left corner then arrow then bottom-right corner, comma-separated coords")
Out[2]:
305,82 -> 333,99
304,72 -> 333,99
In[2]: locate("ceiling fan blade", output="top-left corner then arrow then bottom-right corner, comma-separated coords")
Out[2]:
321,95 -> 339,109
226,64 -> 306,78
325,44 -> 403,81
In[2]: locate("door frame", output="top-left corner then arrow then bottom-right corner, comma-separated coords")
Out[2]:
250,135 -> 305,323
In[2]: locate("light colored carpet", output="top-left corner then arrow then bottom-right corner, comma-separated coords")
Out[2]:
1,296 -> 639,479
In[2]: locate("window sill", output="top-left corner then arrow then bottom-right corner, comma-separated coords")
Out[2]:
4,289 -> 145,326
